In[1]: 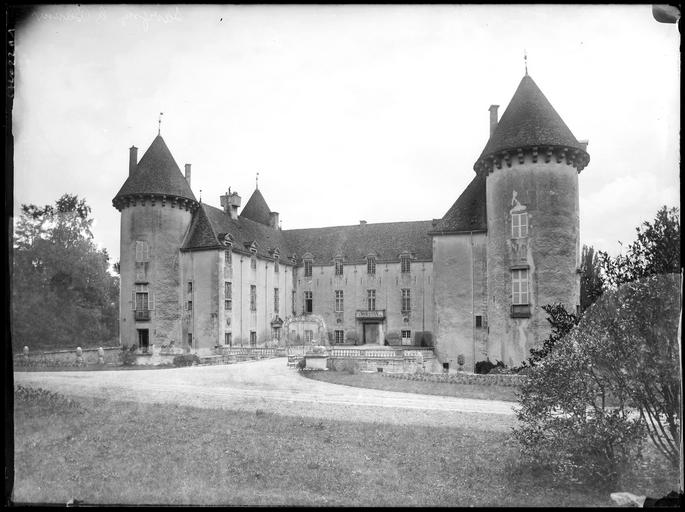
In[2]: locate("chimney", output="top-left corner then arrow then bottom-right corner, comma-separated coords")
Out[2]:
579,139 -> 589,152
129,146 -> 138,176
359,220 -> 367,226
269,211 -> 280,229
488,105 -> 499,138
220,189 -> 242,219
184,164 -> 191,187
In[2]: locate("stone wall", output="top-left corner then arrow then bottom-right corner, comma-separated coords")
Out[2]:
382,371 -> 526,387
14,346 -> 121,367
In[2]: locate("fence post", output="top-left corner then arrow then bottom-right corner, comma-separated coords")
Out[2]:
98,347 -> 105,365
75,346 -> 83,366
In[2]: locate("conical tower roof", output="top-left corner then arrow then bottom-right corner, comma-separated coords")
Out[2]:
474,75 -> 589,172
240,188 -> 272,226
113,135 -> 197,203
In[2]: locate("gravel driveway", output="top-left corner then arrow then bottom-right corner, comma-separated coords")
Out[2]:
14,358 -> 517,431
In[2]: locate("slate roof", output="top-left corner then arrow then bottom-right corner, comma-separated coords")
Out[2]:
430,174 -> 487,234
239,188 -> 273,226
113,135 -> 196,203
474,74 -> 588,170
182,203 -> 293,260
283,220 -> 434,264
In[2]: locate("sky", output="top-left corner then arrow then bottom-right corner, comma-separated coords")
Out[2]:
12,4 -> 680,268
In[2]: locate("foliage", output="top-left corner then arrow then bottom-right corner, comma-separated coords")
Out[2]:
599,206 -> 680,288
519,304 -> 580,369
580,245 -> 604,313
121,350 -> 137,366
295,358 -> 306,371
475,359 -> 505,375
14,385 -> 84,413
173,354 -> 200,367
11,194 -> 119,351
513,274 -> 681,483
457,354 -> 465,367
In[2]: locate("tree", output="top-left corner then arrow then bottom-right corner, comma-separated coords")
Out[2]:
11,194 -> 119,351
600,206 -> 680,288
514,274 -> 681,483
519,303 -> 579,368
579,245 -> 604,313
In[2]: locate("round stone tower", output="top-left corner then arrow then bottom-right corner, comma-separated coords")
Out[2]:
474,74 -> 590,367
112,135 -> 198,351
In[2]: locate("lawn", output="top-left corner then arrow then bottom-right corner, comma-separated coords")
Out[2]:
302,370 -> 520,401
11,386 -> 679,506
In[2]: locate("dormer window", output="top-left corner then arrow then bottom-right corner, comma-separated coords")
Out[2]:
512,212 -> 528,238
367,255 -> 376,275
304,259 -> 313,278
400,253 -> 411,273
334,257 -> 344,276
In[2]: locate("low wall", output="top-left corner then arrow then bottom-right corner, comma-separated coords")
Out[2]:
14,346 -> 121,368
381,371 -> 527,387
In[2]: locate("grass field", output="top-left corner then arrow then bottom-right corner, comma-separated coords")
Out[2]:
302,370 -> 520,401
12,386 -> 678,506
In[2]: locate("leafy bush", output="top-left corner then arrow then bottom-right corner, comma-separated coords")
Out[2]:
475,359 -> 505,374
295,358 -> 306,371
173,354 -> 200,367
513,275 -> 680,483
121,351 -> 137,366
15,385 -> 84,413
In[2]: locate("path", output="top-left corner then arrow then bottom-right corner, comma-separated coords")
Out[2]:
14,359 -> 518,431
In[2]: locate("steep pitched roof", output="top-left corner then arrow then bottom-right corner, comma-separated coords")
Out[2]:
283,220 -> 434,264
183,203 -> 293,260
430,174 -> 487,234
114,135 -> 196,202
239,188 -> 272,226
475,74 -> 587,170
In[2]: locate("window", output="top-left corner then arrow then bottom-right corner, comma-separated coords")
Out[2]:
304,259 -> 313,277
187,333 -> 193,347
304,330 -> 313,343
135,241 -> 149,262
187,300 -> 193,311
187,281 -> 193,294
251,254 -> 257,270
292,290 -> 296,315
272,328 -> 281,340
250,331 -> 257,347
334,290 -> 344,312
512,212 -> 528,238
135,284 -> 149,311
250,285 -> 257,311
224,332 -> 232,346
334,258 -> 344,276
401,330 -> 412,346
367,256 -> 376,275
476,315 -> 483,328
334,330 -> 345,344
367,289 -> 376,311
401,288 -> 411,312
304,291 -> 313,313
274,287 -> 279,313
224,282 -> 232,310
401,255 -> 411,273
512,269 -> 529,304
443,362 -> 449,373
224,250 -> 232,267
274,260 -> 279,273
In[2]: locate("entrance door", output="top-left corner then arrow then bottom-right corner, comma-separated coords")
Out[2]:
137,329 -> 149,353
363,323 -> 379,344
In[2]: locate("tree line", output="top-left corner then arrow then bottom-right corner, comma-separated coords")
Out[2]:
11,194 -> 119,351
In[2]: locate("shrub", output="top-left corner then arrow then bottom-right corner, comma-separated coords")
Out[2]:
295,358 -> 306,371
512,276 -> 680,483
474,359 -> 501,374
15,385 -> 84,413
173,354 -> 200,367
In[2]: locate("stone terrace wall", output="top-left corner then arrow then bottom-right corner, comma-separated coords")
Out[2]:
14,347 -> 121,367
382,371 -> 526,387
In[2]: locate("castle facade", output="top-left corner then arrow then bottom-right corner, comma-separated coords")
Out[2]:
113,73 -> 590,370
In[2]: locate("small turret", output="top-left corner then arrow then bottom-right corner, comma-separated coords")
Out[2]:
220,190 -> 242,220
